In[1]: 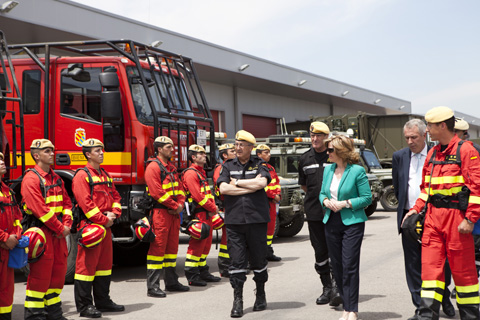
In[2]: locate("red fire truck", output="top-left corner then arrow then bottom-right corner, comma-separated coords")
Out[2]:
0,32 -> 216,281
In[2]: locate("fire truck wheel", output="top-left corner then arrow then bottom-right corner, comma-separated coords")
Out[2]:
113,241 -> 149,266
364,200 -> 377,217
65,233 -> 79,284
380,185 -> 398,212
278,214 -> 304,238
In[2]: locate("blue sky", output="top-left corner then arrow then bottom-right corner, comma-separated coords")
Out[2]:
75,0 -> 480,116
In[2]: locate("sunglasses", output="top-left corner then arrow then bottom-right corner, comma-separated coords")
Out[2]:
327,148 -> 335,153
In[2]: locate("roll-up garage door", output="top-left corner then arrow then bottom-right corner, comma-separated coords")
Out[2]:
242,114 -> 277,138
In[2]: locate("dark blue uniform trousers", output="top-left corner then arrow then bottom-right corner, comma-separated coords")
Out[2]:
325,212 -> 364,312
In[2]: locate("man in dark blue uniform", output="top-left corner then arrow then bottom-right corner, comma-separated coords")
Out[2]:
217,130 -> 271,318
298,122 -> 341,306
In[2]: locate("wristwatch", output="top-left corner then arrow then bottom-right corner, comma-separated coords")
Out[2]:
235,179 -> 239,186
465,217 -> 474,225
345,200 -> 351,209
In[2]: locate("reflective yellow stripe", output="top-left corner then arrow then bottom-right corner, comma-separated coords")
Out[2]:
429,176 -> 465,184
45,195 -> 63,204
185,261 -> 198,267
457,296 -> 480,304
51,206 -> 63,213
147,255 -> 164,262
46,288 -> 62,295
44,296 -> 61,306
219,252 -> 230,258
164,254 -> 176,259
456,284 -> 480,293
220,244 -> 228,250
26,290 -> 45,299
112,202 -> 121,209
68,152 -> 131,165
164,262 -> 176,267
419,193 -> 428,201
75,274 -> 95,282
38,210 -> 55,223
176,190 -> 186,196
198,260 -> 207,267
267,240 -> 272,245
469,196 -> 480,205
198,194 -> 214,206
186,254 -> 200,261
147,264 -> 163,269
162,181 -> 179,189
85,207 -> 101,219
95,270 -> 111,276
422,280 -> 445,289
429,186 -> 464,196
421,290 -> 443,302
24,301 -> 44,308
157,193 -> 171,204
13,219 -> 21,227
63,209 -> 72,217
267,235 -> 273,240
0,305 -> 12,313
425,175 -> 431,183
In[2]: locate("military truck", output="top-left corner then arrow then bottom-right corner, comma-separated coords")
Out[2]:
287,113 -> 425,212
260,133 -> 383,221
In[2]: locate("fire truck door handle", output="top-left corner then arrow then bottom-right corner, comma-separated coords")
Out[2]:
56,154 -> 71,166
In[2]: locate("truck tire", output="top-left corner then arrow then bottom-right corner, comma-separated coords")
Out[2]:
65,233 -> 79,284
364,200 -> 377,217
278,214 -> 304,238
380,185 -> 398,212
273,215 -> 280,238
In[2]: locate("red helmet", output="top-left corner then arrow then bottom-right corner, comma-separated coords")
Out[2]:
135,217 -> 151,240
187,220 -> 211,240
23,227 -> 46,262
211,213 -> 224,230
78,223 -> 106,248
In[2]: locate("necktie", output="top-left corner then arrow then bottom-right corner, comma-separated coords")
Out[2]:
415,153 -> 421,173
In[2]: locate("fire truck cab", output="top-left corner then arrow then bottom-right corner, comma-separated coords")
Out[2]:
1,36 -> 215,281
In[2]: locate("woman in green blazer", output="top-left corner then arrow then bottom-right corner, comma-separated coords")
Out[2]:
319,135 -> 372,320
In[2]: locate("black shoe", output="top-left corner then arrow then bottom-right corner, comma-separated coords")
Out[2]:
147,287 -> 167,298
442,298 -> 456,318
329,291 -> 343,307
96,301 -> 125,313
407,315 -> 419,320
220,270 -> 230,278
189,279 -> 208,286
266,254 -> 282,262
316,287 -> 332,305
253,293 -> 267,311
79,305 -> 102,318
166,283 -> 190,292
201,273 -> 221,282
230,298 -> 243,318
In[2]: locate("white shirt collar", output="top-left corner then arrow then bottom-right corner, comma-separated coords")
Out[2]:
411,143 -> 427,158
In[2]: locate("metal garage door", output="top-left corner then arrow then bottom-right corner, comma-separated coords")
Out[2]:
242,114 -> 277,138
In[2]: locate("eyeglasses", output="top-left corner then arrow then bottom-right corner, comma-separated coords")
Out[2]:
327,148 -> 335,153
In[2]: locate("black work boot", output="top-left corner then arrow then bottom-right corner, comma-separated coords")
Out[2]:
329,274 -> 343,307
147,269 -> 166,298
316,272 -> 333,305
199,265 -> 221,282
231,287 -> 244,318
253,283 -> 267,311
164,267 -> 190,292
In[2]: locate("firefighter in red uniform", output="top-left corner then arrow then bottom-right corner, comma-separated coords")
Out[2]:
404,107 -> 480,320
183,144 -> 221,285
213,143 -> 236,277
0,152 -> 22,320
72,138 -> 124,318
21,139 -> 73,320
145,136 -> 189,298
256,144 -> 282,261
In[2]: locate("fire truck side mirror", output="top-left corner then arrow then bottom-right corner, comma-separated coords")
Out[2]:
99,69 -> 122,122
61,63 -> 91,82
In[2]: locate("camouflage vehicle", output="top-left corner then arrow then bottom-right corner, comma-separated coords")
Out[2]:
261,133 -> 383,225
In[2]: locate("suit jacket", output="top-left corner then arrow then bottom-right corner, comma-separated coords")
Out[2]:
319,163 -> 372,225
392,146 -> 430,233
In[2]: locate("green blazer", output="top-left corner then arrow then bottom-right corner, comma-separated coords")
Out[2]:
320,163 -> 372,225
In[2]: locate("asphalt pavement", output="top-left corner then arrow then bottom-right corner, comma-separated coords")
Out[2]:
12,207 -> 461,320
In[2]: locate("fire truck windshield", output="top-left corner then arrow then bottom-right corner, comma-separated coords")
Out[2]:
128,67 -> 195,125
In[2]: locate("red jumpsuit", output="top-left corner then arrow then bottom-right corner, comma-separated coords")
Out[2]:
144,157 -> 186,290
72,164 -> 122,312
21,165 -> 72,320
213,163 -> 230,276
182,164 -> 216,282
264,163 -> 281,251
412,136 -> 480,319
0,182 -> 22,320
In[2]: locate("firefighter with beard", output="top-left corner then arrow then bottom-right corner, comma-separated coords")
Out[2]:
72,139 -> 124,318
144,136 -> 189,298
213,143 -> 236,277
21,139 -> 72,320
0,152 -> 22,320
403,107 -> 480,320
182,144 -> 221,286
256,144 -> 282,261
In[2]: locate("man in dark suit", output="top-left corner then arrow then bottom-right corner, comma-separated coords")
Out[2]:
393,119 -> 455,320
